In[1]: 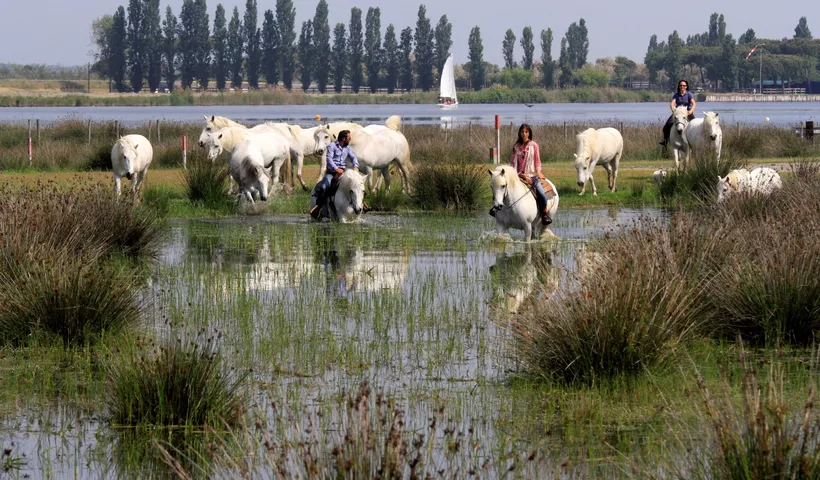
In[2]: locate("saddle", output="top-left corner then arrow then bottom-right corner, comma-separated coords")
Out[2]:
518,174 -> 556,200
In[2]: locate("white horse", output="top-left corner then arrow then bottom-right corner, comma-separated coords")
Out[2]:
111,134 -> 153,198
488,166 -> 559,242
717,167 -> 782,202
573,127 -> 623,196
685,111 -> 723,163
331,170 -> 366,222
199,116 -> 329,190
204,127 -> 291,198
320,128 -> 412,193
669,106 -> 692,171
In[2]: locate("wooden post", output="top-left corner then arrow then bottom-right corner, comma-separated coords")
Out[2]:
736,122 -> 740,135
115,120 -> 120,139
35,119 -> 40,145
807,121 -> 815,142
495,115 -> 501,164
87,119 -> 92,145
563,122 -> 567,140
619,121 -> 624,133
182,135 -> 188,170
156,119 -> 161,142
147,120 -> 152,141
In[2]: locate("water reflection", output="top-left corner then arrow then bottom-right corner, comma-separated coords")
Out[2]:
489,247 -> 560,314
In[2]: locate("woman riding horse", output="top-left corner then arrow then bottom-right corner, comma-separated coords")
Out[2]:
660,79 -> 696,147
508,124 -> 552,225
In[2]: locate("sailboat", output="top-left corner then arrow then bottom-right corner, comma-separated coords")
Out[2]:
437,53 -> 458,110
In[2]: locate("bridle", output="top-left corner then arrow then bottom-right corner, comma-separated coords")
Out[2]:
496,177 -> 535,210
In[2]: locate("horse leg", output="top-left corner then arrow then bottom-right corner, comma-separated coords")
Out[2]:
590,174 -> 598,196
114,174 -> 121,199
611,153 -> 621,192
294,151 -> 307,191
376,168 -> 391,192
673,148 -> 680,172
602,163 -> 613,191
523,223 -> 532,242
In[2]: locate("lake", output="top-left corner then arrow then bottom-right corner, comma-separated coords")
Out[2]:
0,101 -> 817,127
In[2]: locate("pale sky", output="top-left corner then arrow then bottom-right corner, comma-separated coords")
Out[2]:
0,0 -> 813,67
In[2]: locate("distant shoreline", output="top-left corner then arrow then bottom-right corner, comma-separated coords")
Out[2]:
0,87 -> 669,107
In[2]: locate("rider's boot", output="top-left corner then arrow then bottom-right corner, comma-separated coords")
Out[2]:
311,191 -> 325,219
362,202 -> 372,213
541,208 -> 552,226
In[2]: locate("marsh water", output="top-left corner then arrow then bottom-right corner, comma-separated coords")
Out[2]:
3,208 -> 676,477
0,102 -> 817,127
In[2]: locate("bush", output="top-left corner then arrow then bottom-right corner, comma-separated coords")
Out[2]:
658,155 -> 747,202
0,248 -> 141,346
105,337 -> 248,427
411,157 -> 490,211
184,153 -> 233,209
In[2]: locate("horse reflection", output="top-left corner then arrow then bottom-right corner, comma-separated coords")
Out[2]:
489,248 -> 559,314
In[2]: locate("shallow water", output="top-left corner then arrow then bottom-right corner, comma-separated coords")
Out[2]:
1,207 -> 670,478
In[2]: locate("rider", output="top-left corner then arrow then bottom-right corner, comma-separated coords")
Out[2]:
660,79 -> 696,147
508,123 -> 552,225
311,129 -> 360,219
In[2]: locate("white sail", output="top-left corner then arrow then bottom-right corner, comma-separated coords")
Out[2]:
437,54 -> 458,109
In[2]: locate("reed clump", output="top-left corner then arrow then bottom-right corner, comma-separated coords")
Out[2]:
410,154 -> 490,211
686,344 -> 820,479
658,154 -> 748,201
184,152 -> 234,210
0,183 -> 162,345
105,336 -> 248,428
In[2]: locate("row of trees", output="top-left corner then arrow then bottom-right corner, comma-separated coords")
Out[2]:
92,0 -> 457,94
645,14 -> 818,91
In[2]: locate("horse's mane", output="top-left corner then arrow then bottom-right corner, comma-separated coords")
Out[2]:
490,166 -> 524,190
210,116 -> 245,129
116,136 -> 137,151
385,115 -> 402,132
674,105 -> 689,117
725,169 -> 748,190
339,170 -> 364,191
574,128 -> 597,166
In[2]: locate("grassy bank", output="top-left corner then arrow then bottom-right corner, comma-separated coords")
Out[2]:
0,87 -> 667,107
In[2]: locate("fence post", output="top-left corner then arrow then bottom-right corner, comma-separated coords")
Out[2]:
182,135 -> 188,170
115,120 -> 120,139
36,119 -> 40,145
807,121 -> 815,142
157,119 -> 161,142
27,119 -> 32,165
87,119 -> 92,145
495,115 -> 501,164
563,122 -> 567,140
147,120 -> 152,142
736,122 -> 740,135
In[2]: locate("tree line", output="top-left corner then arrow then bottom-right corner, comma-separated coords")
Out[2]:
645,14 -> 819,91
92,0 -> 455,94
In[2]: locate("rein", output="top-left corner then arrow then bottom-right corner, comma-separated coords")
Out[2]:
503,180 -> 536,209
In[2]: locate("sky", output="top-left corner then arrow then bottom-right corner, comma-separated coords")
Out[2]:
0,0 -> 813,67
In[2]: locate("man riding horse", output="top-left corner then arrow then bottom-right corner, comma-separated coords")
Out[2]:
311,129 -> 368,219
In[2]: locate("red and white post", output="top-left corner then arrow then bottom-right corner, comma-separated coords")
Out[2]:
27,119 -> 32,165
494,114 -> 501,164
182,135 -> 188,170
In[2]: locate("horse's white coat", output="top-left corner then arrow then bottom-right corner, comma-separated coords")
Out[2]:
717,167 -> 782,202
685,111 -> 723,163
205,127 -> 292,201
669,106 -> 691,171
573,127 -> 623,196
111,134 -> 153,197
488,166 -> 559,242
652,169 -> 667,186
332,169 -> 366,223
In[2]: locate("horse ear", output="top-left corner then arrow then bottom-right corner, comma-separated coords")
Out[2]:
218,133 -> 223,139
210,115 -> 215,122
500,167 -> 505,175
487,169 -> 494,176
714,112 -> 719,117
203,115 -> 209,121
573,153 -> 578,158
134,144 -> 138,149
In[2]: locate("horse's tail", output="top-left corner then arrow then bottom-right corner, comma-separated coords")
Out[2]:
385,115 -> 402,132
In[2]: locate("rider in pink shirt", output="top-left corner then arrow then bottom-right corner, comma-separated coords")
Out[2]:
509,124 -> 551,225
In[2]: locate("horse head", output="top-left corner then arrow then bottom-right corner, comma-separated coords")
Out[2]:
119,139 -> 138,180
240,156 -> 270,202
313,126 -> 332,157
341,170 -> 365,215
204,131 -> 225,162
488,167 -> 511,210
703,112 -> 720,141
717,168 -> 749,203
673,106 -> 690,134
573,130 -> 595,187
198,115 -> 217,147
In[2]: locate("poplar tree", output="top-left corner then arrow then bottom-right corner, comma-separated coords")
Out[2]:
227,7 -> 243,88
540,28 -> 554,88
111,7 -> 128,92
261,10 -> 280,87
312,0 -> 331,93
383,24 -> 398,93
213,4 -> 229,90
331,23 -> 346,93
143,0 -> 163,92
434,15 -> 452,80
468,26 -> 484,90
414,5 -> 435,91
364,7 -> 382,93
502,29 -> 516,69
348,7 -> 363,93
399,26 -> 414,92
276,0 -> 296,90
520,26 -> 534,70
244,0 -> 261,88
127,0 -> 145,92
298,20 -> 314,91
161,6 -> 177,92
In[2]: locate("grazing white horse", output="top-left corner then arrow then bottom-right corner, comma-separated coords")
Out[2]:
111,134 -> 153,198
332,169 -> 366,222
204,127 -> 291,199
717,167 -> 782,202
488,166 -> 559,242
685,111 -> 723,163
573,127 -> 623,196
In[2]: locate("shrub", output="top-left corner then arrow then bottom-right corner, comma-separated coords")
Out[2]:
658,155 -> 747,202
184,153 -> 233,210
105,336 -> 248,427
411,158 -> 489,211
0,248 -> 141,346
